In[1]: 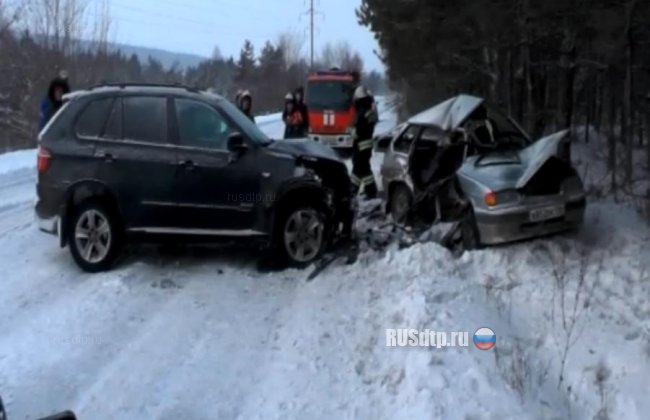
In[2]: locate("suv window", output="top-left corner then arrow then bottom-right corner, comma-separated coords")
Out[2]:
175,99 -> 234,150
75,98 -> 113,138
123,96 -> 168,144
394,125 -> 421,153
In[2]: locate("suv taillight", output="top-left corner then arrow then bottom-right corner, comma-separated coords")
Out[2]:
37,146 -> 51,173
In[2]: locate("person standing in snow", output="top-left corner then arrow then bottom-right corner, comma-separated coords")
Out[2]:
39,76 -> 70,130
283,93 -> 304,139
351,85 -> 378,199
239,90 -> 255,123
293,86 -> 310,137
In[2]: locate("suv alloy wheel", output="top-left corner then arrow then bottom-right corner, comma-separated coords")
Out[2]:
280,206 -> 326,266
68,200 -> 123,272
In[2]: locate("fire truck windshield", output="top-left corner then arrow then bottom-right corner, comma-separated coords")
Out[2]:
306,80 -> 354,112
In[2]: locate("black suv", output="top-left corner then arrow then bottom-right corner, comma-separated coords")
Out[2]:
36,83 -> 355,272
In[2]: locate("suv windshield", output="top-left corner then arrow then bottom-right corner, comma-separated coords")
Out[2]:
217,98 -> 273,144
306,80 -> 354,112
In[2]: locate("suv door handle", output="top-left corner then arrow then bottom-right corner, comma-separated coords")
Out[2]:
95,151 -> 115,162
179,160 -> 196,171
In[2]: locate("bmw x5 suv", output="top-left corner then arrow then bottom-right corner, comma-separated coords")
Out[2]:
35,83 -> 355,272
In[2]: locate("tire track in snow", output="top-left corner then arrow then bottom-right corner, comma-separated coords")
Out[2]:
0,168 -> 35,190
0,168 -> 36,237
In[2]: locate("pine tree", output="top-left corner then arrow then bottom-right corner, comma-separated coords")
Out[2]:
235,40 -> 256,84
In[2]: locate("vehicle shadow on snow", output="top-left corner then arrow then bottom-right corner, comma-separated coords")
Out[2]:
116,243 -> 292,276
121,244 -> 256,269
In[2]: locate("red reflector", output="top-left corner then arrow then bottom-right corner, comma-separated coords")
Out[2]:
37,146 -> 51,173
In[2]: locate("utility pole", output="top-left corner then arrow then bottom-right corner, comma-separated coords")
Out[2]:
309,0 -> 314,69
301,0 -> 321,69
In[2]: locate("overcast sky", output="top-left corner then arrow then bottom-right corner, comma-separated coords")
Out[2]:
99,0 -> 382,71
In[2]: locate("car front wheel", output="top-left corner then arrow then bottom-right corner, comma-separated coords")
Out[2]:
389,184 -> 413,226
68,200 -> 123,273
280,206 -> 326,266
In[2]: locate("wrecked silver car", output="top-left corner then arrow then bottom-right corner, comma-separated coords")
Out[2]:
376,94 -> 586,248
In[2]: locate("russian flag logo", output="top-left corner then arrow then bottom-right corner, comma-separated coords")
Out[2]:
473,327 -> 496,350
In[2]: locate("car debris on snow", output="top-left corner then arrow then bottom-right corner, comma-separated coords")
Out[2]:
306,199 -> 461,281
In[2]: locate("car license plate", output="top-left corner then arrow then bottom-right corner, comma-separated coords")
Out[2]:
529,205 -> 565,222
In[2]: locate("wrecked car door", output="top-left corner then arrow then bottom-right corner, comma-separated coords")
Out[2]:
380,124 -> 422,190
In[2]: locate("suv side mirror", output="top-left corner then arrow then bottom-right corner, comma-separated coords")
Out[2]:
227,132 -> 248,153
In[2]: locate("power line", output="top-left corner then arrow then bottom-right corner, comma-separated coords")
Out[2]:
110,15 -> 270,40
103,0 -> 280,23
108,1 -> 228,30
99,1 -> 275,41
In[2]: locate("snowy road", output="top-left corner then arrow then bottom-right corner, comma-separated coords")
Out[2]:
1,103 -> 649,420
0,168 -> 35,237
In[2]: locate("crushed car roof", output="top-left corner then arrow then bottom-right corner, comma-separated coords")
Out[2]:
407,94 -> 483,131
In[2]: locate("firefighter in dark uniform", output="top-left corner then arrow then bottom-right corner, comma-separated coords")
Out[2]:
351,85 -> 379,199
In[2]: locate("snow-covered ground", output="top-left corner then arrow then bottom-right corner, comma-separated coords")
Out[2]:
0,148 -> 36,176
0,100 -> 648,420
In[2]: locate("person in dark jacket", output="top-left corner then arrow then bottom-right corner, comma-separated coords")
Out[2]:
293,86 -> 309,137
239,90 -> 255,122
283,93 -> 304,139
351,85 -> 378,199
39,76 -> 70,130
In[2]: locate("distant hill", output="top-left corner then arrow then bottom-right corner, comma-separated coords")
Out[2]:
80,40 -> 209,69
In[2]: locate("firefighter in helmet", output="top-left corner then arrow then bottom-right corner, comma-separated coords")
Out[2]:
351,85 -> 378,199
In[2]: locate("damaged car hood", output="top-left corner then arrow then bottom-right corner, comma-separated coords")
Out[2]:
458,129 -> 571,191
408,95 -> 483,131
267,138 -> 341,162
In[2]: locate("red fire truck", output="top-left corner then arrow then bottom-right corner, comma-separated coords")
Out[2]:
305,69 -> 357,149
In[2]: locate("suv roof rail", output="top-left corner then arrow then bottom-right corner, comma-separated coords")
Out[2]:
89,82 -> 201,93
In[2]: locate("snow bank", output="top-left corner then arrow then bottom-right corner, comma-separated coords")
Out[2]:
232,239 -> 536,419
0,148 -> 36,175
276,199 -> 649,420
461,201 -> 650,419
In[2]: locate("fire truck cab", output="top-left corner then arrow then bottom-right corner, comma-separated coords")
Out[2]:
305,69 -> 356,148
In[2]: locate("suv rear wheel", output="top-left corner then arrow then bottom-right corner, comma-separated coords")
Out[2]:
279,206 -> 326,267
68,200 -> 123,272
